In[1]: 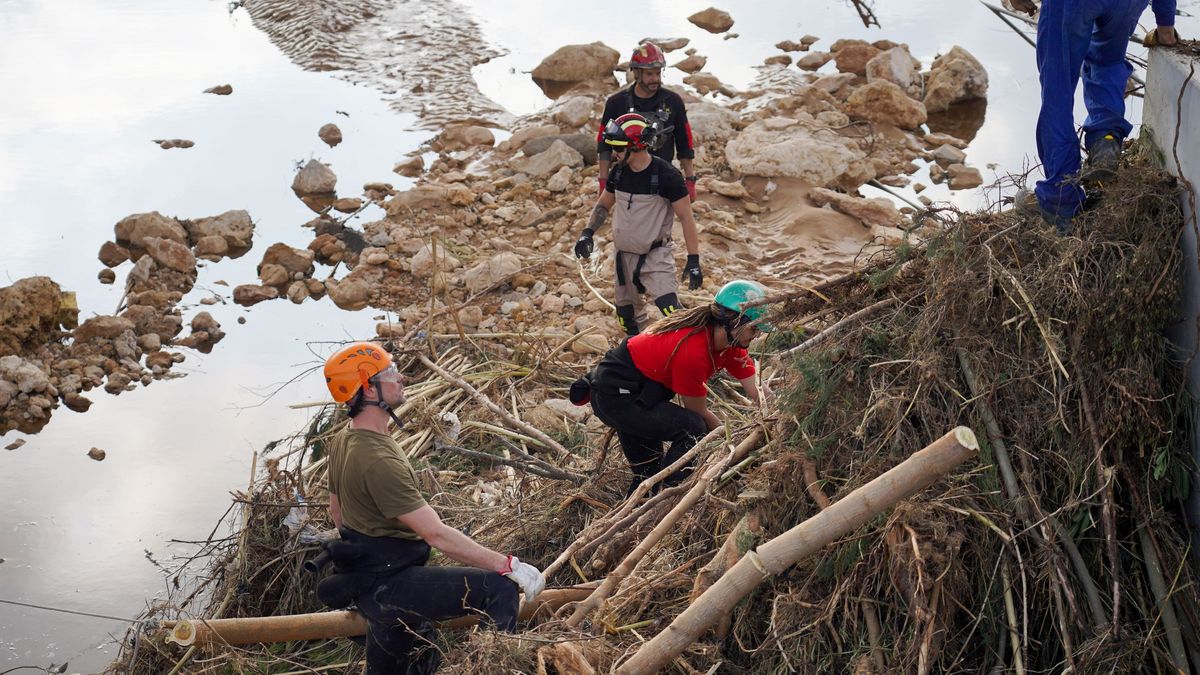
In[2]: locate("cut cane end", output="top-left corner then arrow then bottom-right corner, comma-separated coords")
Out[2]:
954,426 -> 979,451
165,619 -> 196,646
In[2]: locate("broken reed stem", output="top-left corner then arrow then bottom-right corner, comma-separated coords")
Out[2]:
1001,558 -> 1026,675
435,443 -> 585,483
1136,525 -> 1191,674
542,425 -> 728,580
617,427 -> 979,675
577,259 -> 616,312
1074,362 -> 1121,635
416,352 -> 571,458
957,345 -> 1108,631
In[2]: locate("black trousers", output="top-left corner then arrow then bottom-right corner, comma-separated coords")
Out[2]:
355,565 -> 519,674
590,388 -> 707,494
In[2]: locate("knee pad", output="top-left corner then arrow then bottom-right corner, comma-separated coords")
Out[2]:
615,304 -> 639,336
654,293 -> 681,316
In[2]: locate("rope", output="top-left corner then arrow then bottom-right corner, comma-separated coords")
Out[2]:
0,597 -> 142,623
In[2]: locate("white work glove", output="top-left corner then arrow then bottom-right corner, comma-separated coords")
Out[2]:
501,555 -> 546,604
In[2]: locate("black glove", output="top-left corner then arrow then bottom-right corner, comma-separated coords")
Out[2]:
574,228 -> 595,259
682,254 -> 702,290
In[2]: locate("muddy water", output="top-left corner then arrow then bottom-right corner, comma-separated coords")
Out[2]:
2,0 -> 1198,671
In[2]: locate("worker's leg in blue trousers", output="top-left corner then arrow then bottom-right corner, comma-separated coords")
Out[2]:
1080,0 -> 1144,150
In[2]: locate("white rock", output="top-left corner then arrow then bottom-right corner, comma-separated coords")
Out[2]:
292,159 -> 337,195
865,47 -> 921,93
463,252 -> 522,294
924,46 -> 988,113
519,140 -> 583,177
553,96 -> 594,128
547,166 -> 574,192
725,117 -> 871,188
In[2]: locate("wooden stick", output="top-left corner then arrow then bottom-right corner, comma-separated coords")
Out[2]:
165,586 -> 596,646
436,443 -> 585,483
616,427 -> 979,674
416,352 -> 572,458
565,446 -> 742,628
780,298 -> 896,356
542,426 -> 729,579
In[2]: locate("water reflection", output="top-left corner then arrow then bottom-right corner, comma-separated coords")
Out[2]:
927,98 -> 989,143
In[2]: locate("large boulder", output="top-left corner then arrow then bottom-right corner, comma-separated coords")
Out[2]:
532,42 -> 619,90
507,124 -> 561,151
114,211 -> 187,249
686,98 -> 738,142
518,140 -> 584,177
808,187 -> 905,228
522,134 -> 597,165
553,96 -> 595,128
463,252 -> 522,294
260,242 -> 315,279
797,51 -> 833,71
923,46 -> 988,113
291,159 -> 337,196
233,284 -> 279,307
436,125 -> 495,151
725,117 -> 873,189
845,80 -> 928,130
385,184 -> 475,216
834,43 -> 881,76
185,210 -> 254,253
325,275 -> 372,311
687,7 -> 734,33
143,236 -> 197,273
73,316 -> 136,343
866,47 -> 921,94
0,277 -> 63,356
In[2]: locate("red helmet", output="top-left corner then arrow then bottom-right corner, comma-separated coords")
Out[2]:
630,42 -> 666,70
603,113 -> 653,151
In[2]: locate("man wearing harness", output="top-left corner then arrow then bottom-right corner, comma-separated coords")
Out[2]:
574,113 -> 703,336
596,42 -> 697,201
319,342 -> 545,674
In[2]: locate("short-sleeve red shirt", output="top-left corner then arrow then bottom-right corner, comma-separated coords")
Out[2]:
626,327 -> 756,397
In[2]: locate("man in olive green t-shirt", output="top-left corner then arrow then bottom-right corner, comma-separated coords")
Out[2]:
321,342 -> 545,674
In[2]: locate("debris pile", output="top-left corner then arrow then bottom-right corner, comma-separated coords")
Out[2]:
110,145 -> 1198,674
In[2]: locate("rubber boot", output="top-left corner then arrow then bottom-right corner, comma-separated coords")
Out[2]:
615,304 -> 639,336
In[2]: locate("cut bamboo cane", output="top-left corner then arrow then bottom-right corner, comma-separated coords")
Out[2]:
616,427 -> 979,675
165,586 -> 595,647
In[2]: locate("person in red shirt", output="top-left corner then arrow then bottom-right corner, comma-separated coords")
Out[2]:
579,280 -> 773,494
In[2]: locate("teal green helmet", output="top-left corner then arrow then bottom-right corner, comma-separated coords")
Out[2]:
713,280 -> 774,332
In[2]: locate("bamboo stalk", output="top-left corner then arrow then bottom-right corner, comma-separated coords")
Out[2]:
616,427 -> 978,675
166,586 -> 596,646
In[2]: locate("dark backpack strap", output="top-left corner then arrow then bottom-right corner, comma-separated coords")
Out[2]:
650,159 -> 660,194
626,86 -> 636,112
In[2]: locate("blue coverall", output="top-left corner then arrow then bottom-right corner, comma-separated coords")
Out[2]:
1035,0 -> 1176,218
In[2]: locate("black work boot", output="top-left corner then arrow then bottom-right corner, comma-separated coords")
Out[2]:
1013,188 -> 1073,236
1083,133 -> 1121,183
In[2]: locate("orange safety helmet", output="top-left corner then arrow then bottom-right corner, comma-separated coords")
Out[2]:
324,341 -> 394,403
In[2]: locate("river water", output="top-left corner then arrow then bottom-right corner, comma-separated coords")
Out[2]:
1,0 -> 1195,671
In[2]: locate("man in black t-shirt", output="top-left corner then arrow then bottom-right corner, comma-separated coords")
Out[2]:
575,114 -> 703,336
596,42 -> 696,201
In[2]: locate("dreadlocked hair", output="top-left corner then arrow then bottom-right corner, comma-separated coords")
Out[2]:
643,303 -> 742,370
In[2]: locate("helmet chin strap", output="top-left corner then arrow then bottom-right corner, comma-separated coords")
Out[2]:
370,381 -> 405,429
